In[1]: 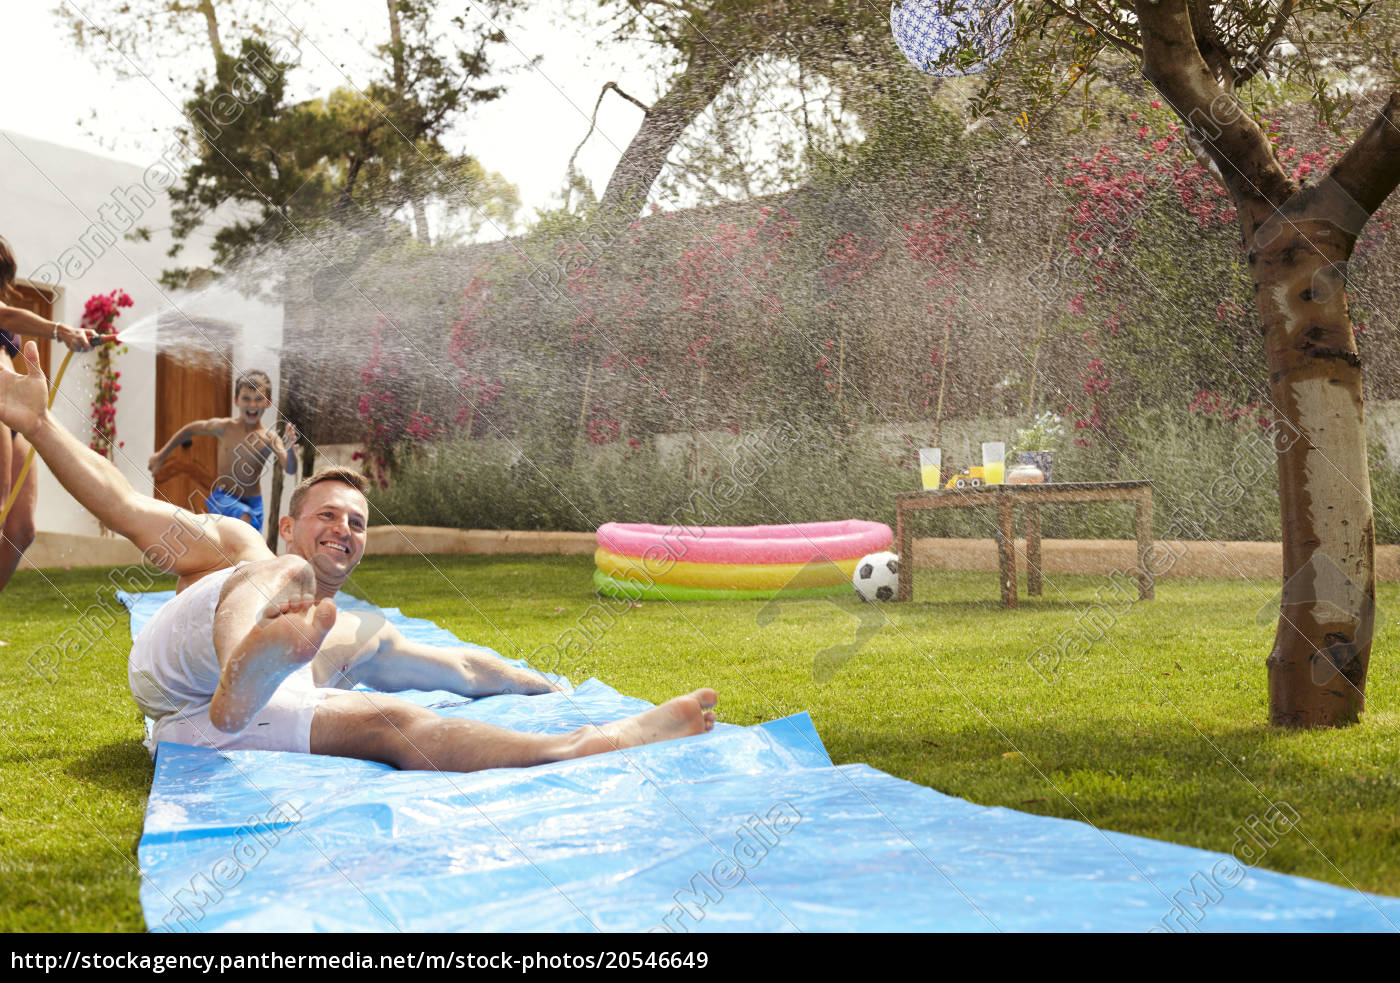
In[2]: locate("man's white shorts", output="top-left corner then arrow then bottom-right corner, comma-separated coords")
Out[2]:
147,665 -> 340,755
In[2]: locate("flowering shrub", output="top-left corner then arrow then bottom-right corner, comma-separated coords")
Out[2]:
80,290 -> 133,460
1055,103 -> 1268,446
901,207 -> 970,299
342,93 -> 1399,497
353,316 -> 405,486
448,269 -> 504,436
821,232 -> 884,300
1189,389 -> 1274,430
899,206 -> 973,421
586,409 -> 622,445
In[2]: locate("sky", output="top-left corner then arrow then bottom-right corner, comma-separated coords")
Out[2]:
0,0 -> 665,229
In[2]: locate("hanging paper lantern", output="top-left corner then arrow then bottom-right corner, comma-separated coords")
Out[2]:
890,0 -> 1014,77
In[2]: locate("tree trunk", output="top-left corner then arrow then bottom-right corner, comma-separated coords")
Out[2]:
597,44 -> 736,220
1131,1 -> 1400,728
931,313 -> 953,445
411,199 -> 430,244
197,0 -> 225,67
1250,207 -> 1374,727
385,0 -> 429,242
386,0 -> 406,89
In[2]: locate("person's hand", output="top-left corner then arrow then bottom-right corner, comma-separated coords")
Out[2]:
284,422 -> 298,447
56,323 -> 97,353
148,453 -> 161,474
0,341 -> 50,437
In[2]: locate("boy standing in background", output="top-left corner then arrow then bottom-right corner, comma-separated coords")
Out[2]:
149,370 -> 297,531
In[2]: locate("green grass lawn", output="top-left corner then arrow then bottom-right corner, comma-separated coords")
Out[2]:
3,553 -> 1399,931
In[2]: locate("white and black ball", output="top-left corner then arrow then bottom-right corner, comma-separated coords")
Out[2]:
853,551 -> 900,602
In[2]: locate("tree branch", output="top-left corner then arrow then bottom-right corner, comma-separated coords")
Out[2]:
1186,0 -> 1235,87
564,82 -> 652,207
598,43 -> 735,219
1235,0 -> 1295,88
1134,0 -> 1293,213
1330,91 -> 1400,217
603,81 -> 651,113
1044,0 -> 1141,58
197,0 -> 225,69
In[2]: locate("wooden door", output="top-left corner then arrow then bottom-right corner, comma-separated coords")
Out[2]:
5,282 -> 54,379
153,318 -> 232,513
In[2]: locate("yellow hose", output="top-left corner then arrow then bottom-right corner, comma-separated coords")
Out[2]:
0,349 -> 74,528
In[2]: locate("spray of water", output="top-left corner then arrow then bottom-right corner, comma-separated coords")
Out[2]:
118,77 -> 1400,544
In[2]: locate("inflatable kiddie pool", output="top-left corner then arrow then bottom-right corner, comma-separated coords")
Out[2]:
594,520 -> 894,601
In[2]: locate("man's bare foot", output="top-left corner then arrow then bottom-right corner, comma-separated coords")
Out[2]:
574,688 -> 718,757
0,341 -> 49,438
210,591 -> 338,733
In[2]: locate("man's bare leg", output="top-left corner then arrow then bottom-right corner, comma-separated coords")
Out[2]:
0,433 -> 36,591
0,341 -> 269,584
210,554 -> 337,732
310,688 -> 719,773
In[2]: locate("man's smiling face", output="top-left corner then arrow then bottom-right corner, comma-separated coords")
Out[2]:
279,480 -> 369,593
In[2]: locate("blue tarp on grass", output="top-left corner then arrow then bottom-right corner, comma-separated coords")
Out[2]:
121,590 -> 1400,932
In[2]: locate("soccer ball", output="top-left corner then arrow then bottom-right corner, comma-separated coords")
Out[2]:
852,551 -> 900,602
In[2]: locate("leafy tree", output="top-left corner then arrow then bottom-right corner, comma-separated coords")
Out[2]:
974,0 -> 1400,728
56,0 -> 285,77
60,0 -> 523,277
582,0 -> 894,219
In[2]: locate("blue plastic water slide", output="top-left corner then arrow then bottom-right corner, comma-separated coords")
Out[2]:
121,591 -> 1400,932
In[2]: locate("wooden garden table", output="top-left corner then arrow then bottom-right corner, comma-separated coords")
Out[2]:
893,480 -> 1155,608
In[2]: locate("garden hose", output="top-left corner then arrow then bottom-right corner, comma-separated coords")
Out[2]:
0,348 -> 75,529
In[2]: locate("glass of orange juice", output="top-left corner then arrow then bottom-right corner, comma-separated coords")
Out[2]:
981,441 -> 1005,485
919,448 -> 942,490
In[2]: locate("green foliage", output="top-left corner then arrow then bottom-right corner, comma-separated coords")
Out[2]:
1100,218 -> 1257,407
368,405 -> 1400,545
978,1 -> 1392,133
1369,444 -> 1400,544
152,1 -> 525,273
582,0 -> 901,208
1010,411 -> 1067,457
168,37 -> 320,268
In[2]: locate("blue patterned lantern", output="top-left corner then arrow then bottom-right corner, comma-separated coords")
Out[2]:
890,0 -> 1014,77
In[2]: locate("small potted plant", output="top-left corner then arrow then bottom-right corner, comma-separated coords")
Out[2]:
1010,411 -> 1064,483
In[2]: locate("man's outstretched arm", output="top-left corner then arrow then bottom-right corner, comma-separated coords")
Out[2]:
0,340 -> 267,575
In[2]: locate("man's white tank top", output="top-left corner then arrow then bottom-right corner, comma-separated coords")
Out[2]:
128,564 -> 243,721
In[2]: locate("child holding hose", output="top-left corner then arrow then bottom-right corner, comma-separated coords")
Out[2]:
0,235 -> 97,593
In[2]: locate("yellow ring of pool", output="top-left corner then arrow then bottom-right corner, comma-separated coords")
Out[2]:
594,548 -> 858,590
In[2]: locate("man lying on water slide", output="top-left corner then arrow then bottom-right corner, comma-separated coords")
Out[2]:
0,341 -> 717,770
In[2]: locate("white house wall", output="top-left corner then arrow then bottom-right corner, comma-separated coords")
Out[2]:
2,130 -> 289,540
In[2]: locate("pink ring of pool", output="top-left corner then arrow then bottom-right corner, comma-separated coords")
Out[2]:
596,520 -> 893,566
